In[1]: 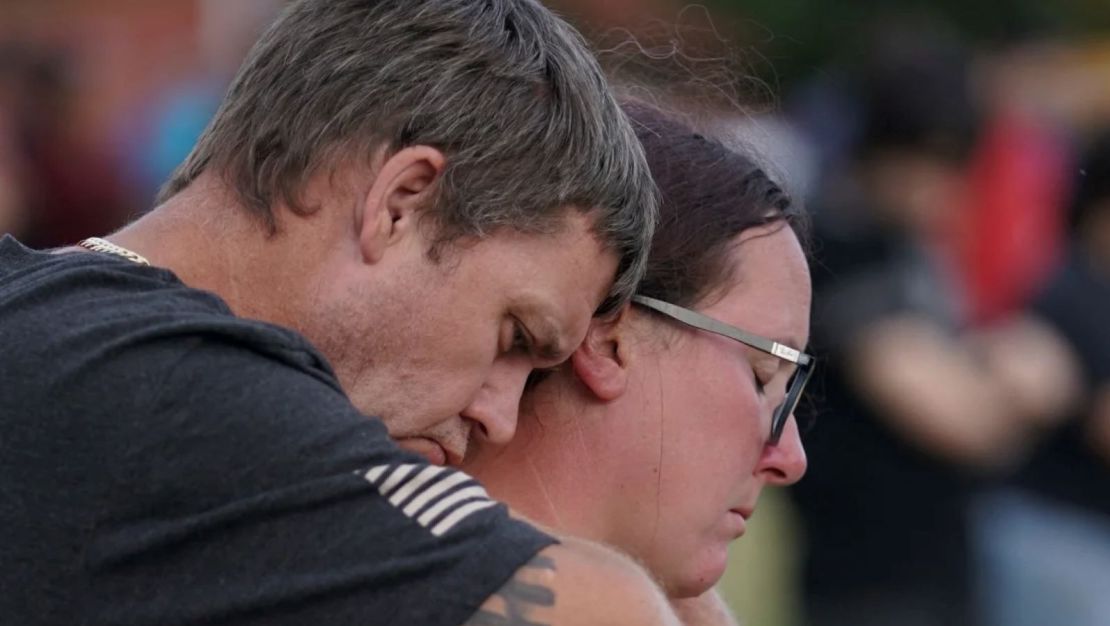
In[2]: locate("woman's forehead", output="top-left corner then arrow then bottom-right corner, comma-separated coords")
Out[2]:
707,229 -> 812,346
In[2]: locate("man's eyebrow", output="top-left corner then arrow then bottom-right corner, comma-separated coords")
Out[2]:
529,316 -> 567,362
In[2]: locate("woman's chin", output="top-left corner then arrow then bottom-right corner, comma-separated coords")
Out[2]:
664,549 -> 729,598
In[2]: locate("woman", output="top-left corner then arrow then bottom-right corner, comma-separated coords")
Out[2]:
463,102 -> 813,602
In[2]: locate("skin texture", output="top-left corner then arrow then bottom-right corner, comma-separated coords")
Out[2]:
465,224 -> 812,598
465,540 -> 681,626
93,147 -> 680,625
356,215 -> 617,465
107,147 -> 617,466
31,85 -> 698,626
292,147 -> 621,465
671,590 -> 740,626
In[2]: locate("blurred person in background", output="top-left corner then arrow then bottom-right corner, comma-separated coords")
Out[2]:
0,51 -> 30,239
974,129 -> 1110,626
0,122 -> 25,237
789,22 -> 1079,626
0,44 -> 130,248
465,102 -> 813,626
116,0 -> 285,204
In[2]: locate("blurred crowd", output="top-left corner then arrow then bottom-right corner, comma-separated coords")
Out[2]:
787,24 -> 1110,626
2,1 -> 1108,625
0,0 -> 279,247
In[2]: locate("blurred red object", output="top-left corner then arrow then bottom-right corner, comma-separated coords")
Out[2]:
961,109 -> 1071,324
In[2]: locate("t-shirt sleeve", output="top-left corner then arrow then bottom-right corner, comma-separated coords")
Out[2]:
84,318 -> 554,626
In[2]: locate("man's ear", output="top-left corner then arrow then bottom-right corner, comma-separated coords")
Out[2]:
358,146 -> 446,264
571,305 -> 632,402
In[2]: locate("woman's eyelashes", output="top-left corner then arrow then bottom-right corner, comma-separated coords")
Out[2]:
751,367 -> 769,394
751,357 -> 784,397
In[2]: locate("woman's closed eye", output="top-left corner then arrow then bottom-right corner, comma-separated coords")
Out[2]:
750,356 -> 780,394
751,367 -> 770,394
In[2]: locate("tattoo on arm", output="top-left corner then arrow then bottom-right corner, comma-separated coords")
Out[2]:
465,553 -> 556,626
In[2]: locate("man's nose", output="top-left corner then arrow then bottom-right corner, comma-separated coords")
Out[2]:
461,357 -> 533,446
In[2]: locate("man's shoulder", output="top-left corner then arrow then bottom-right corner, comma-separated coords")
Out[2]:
0,236 -> 230,325
0,237 -> 341,447
0,237 -> 324,372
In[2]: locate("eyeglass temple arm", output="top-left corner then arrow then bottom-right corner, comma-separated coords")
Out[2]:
630,295 -> 813,367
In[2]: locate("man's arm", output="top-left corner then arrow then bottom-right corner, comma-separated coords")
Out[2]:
465,539 -> 681,626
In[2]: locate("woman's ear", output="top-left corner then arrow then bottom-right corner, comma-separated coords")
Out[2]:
571,305 -> 632,402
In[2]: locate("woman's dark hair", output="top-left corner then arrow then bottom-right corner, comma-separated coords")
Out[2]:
623,101 -> 809,308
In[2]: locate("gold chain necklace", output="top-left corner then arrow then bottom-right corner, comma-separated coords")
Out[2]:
77,237 -> 151,266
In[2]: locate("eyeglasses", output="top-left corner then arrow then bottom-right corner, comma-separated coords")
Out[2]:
631,295 -> 815,445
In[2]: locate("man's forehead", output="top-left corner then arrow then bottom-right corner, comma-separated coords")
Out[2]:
508,221 -> 616,361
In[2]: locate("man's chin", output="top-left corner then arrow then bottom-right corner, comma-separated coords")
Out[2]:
396,437 -> 448,466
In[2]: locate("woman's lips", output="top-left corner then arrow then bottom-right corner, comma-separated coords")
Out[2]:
731,507 -> 754,520
727,508 -> 753,539
396,437 -> 447,466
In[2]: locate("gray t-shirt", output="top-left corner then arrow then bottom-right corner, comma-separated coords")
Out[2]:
0,235 -> 553,625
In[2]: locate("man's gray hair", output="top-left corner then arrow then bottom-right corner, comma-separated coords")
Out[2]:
160,0 -> 656,314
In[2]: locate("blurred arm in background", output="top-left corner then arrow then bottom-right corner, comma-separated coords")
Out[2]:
849,311 -> 1080,470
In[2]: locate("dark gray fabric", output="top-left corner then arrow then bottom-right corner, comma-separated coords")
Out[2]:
1018,250 -> 1110,517
0,235 -> 553,626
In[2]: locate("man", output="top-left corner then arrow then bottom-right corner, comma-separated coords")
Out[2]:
0,1 -> 675,624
